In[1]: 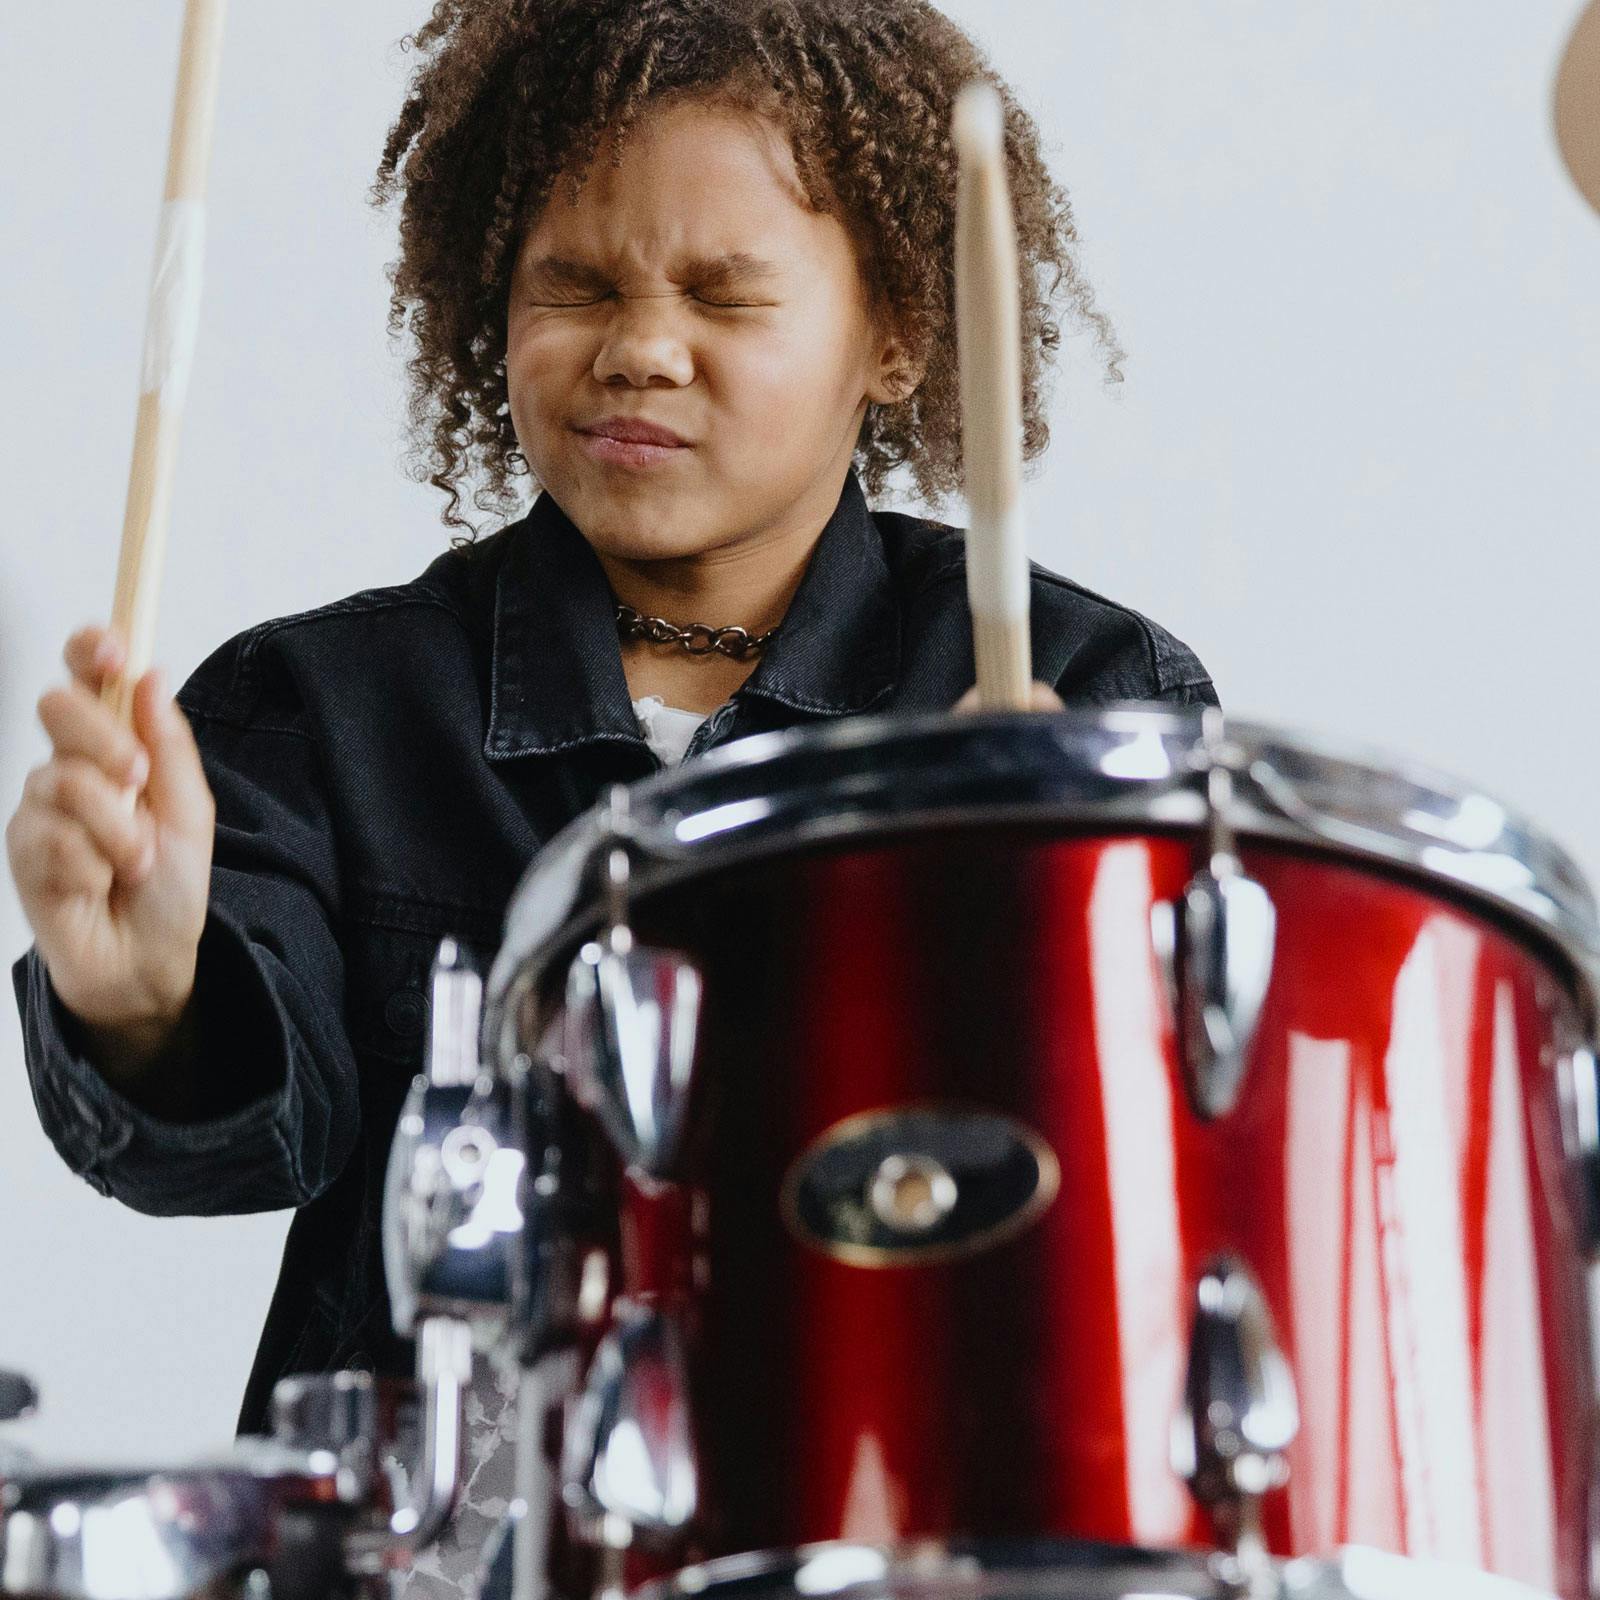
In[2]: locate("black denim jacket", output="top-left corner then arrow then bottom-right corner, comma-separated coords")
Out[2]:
11,472 -> 1215,1437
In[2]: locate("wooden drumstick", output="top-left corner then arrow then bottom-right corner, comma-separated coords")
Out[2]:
953,81 -> 1032,711
102,0 -> 227,725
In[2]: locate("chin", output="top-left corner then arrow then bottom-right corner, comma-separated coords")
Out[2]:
591,522 -> 731,564
560,476 -> 733,561
574,501 -> 723,562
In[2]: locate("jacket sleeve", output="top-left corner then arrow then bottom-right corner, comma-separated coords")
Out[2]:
9,633 -> 361,1218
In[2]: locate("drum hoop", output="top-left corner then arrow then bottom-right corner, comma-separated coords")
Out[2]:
627,1535 -> 1556,1600
484,707 -> 1600,1061
633,1538 -> 1224,1600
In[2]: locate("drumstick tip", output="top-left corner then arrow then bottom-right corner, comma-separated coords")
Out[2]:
952,81 -> 1004,165
947,80 -> 998,166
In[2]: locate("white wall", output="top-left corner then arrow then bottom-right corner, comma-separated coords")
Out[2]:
1,1 -> 1596,1463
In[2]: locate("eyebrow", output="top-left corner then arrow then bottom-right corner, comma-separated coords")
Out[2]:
522,251 -> 783,293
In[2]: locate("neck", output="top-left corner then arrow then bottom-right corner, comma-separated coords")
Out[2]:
593,466 -> 855,716
602,521 -> 817,716
595,515 -> 819,637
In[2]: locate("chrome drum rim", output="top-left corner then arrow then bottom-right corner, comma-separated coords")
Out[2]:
629,1536 -> 1560,1600
485,708 -> 1600,1062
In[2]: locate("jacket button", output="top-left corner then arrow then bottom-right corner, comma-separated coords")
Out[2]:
385,989 -> 428,1037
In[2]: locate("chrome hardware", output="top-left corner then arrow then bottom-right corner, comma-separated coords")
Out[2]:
625,1535 -> 1552,1600
0,1404 -> 371,1600
868,1154 -> 958,1234
1173,1257 -> 1299,1569
374,942 -> 510,1560
1,1466 -> 285,1600
1557,1041 -> 1600,1252
0,1371 -> 37,1424
429,935 -> 484,1089
269,1369 -> 377,1500
1153,710 -> 1278,1120
1,1318 -> 465,1593
783,1106 -> 1058,1267
560,1300 -> 697,1547
560,938 -> 702,1180
384,941 -> 522,1347
553,785 -> 703,1180
385,1316 -> 473,1552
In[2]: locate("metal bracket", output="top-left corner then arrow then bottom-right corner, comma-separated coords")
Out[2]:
1172,1256 -> 1299,1571
557,786 -> 703,1180
383,941 -> 524,1346
1153,710 -> 1278,1120
560,1299 -> 698,1549
1557,1037 -> 1600,1253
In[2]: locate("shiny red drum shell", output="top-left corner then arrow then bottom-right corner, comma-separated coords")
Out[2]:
575,828 -> 1594,1599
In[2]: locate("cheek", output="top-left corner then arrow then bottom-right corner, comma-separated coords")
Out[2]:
507,322 -> 586,425
714,323 -> 864,444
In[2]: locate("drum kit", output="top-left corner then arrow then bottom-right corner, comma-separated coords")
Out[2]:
7,710 -> 1600,1600
5,7 -> 1600,1600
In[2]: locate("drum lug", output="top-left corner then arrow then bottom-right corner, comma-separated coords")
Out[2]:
383,939 -> 524,1346
1172,1257 -> 1299,1563
1154,712 -> 1277,1120
561,938 -> 703,1180
382,931 -> 490,1564
560,1299 -> 698,1548
1557,1040 -> 1600,1251
558,790 -> 703,1180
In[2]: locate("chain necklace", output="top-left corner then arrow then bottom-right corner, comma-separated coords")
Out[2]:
615,603 -> 780,661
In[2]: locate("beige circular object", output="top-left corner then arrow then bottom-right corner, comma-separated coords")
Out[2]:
1556,0 -> 1600,216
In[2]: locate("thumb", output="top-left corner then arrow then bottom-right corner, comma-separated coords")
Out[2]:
132,668 -> 215,835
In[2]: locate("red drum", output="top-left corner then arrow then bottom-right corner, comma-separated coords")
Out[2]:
487,711 -> 1600,1600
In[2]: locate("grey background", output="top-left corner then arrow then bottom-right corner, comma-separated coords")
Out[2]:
2,2 -> 1596,1461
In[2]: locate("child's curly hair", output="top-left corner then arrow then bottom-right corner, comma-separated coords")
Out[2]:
371,0 -> 1124,537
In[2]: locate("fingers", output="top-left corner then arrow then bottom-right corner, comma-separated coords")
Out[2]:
20,759 -> 155,884
37,678 -> 151,790
40,631 -> 212,836
7,794 -> 116,905
63,624 -> 128,694
131,669 -> 215,835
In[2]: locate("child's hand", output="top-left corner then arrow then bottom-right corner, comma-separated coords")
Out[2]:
5,626 -> 216,1071
953,681 -> 1065,712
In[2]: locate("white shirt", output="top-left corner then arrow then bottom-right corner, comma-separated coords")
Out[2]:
631,694 -> 711,766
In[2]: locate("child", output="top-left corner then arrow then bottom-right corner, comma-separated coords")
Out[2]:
8,0 -> 1214,1590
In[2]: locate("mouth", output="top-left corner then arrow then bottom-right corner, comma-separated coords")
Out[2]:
574,415 -> 692,469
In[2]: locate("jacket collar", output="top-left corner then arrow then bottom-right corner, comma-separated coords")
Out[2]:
484,472 -> 900,761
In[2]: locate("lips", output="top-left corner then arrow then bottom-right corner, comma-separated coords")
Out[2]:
576,416 -> 690,447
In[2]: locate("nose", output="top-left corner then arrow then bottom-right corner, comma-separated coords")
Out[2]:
592,297 -> 695,389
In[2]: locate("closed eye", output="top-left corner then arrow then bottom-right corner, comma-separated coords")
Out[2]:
526,292 -> 771,312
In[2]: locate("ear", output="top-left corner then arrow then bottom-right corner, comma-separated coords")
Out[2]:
865,327 -> 924,406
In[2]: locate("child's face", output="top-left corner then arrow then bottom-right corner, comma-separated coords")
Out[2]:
506,99 -> 907,564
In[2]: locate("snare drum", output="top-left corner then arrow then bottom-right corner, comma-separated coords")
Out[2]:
485,710 -> 1600,1600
